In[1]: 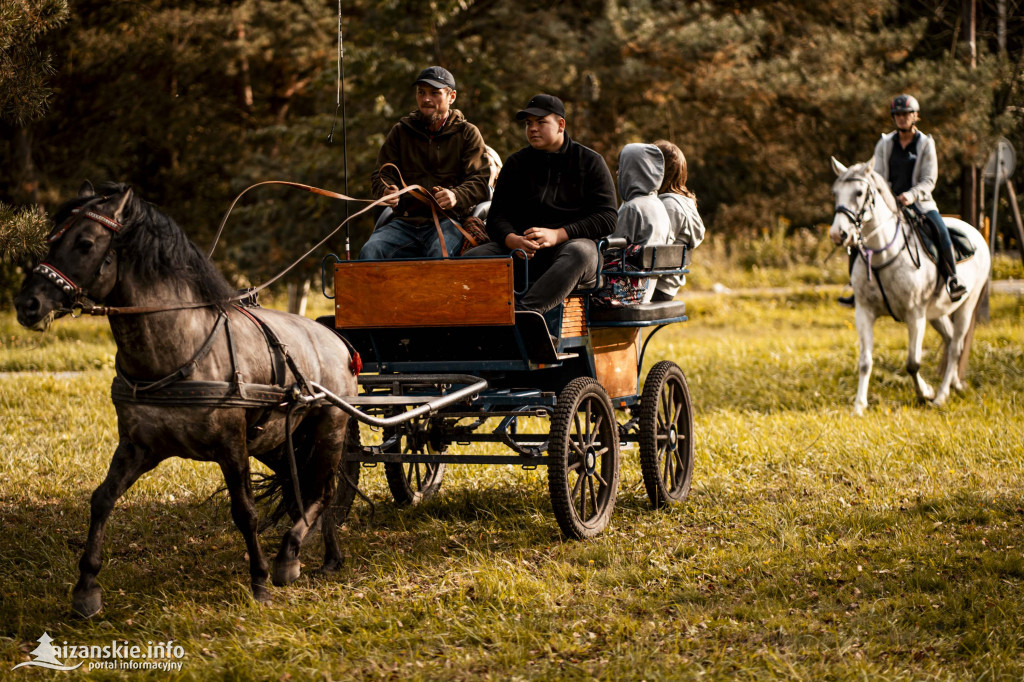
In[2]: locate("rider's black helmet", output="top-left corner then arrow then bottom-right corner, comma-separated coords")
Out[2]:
890,94 -> 920,115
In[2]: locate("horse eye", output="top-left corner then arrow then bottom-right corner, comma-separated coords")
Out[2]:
854,189 -> 863,198
76,239 -> 95,254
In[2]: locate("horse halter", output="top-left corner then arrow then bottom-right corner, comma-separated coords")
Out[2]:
833,178 -> 875,237
33,200 -> 122,302
835,177 -> 905,279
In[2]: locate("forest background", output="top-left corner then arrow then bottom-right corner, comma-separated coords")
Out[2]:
2,0 -> 1023,304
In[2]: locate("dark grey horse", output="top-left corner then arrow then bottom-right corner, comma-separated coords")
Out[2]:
15,181 -> 358,617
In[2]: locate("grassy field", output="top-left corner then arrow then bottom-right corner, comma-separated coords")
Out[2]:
1,285 -> 1023,680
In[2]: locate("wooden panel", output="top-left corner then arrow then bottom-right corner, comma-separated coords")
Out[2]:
334,258 -> 514,329
592,327 -> 639,399
561,296 -> 588,338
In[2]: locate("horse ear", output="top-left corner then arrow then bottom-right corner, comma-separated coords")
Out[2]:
867,155 -> 876,172
79,180 -> 96,198
113,187 -> 134,223
830,157 -> 847,177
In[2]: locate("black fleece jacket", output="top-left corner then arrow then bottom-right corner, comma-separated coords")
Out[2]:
486,134 -> 617,243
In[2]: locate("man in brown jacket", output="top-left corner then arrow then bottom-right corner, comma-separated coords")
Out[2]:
361,66 -> 491,259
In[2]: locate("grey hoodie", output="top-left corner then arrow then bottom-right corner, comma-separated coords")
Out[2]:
612,143 -> 671,246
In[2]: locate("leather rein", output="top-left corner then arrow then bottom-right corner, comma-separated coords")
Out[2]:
40,180 -> 443,318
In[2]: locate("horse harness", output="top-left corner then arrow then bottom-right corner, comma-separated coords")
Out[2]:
835,181 -> 924,322
37,198 -> 362,436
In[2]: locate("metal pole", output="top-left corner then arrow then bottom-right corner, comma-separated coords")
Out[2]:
991,145 -> 1001,254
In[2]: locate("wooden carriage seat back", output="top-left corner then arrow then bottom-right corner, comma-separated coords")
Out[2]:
334,258 -> 514,329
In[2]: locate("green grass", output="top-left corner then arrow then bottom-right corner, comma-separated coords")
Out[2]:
1,290 -> 1023,680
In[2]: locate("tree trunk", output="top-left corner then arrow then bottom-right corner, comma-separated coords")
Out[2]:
287,279 -> 310,316
12,126 -> 40,206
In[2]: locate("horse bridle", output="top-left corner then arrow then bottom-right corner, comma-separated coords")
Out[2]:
33,199 -> 122,302
834,176 -> 906,279
833,177 -> 876,237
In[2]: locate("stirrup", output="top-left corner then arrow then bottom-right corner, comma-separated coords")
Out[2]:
946,277 -> 967,302
837,294 -> 855,308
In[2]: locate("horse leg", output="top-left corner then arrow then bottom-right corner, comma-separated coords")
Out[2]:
929,316 -> 960,392
218,455 -> 272,604
905,315 -> 935,403
272,413 -> 349,585
933,306 -> 973,406
72,440 -> 161,618
853,305 -> 876,416
321,419 -> 362,573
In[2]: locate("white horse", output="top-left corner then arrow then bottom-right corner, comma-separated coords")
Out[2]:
829,157 -> 991,415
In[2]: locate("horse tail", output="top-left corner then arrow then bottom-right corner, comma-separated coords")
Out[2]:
253,416 -> 319,533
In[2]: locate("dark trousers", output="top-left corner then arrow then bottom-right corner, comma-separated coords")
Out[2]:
463,238 -> 600,313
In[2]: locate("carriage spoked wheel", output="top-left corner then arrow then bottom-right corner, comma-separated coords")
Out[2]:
383,418 -> 446,507
547,377 -> 620,539
638,360 -> 694,508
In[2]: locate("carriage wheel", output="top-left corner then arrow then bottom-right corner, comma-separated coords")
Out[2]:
638,360 -> 694,508
383,420 -> 446,507
547,377 -> 620,539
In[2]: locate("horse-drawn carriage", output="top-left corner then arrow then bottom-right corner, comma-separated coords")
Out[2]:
14,182 -> 696,615
316,240 -> 695,539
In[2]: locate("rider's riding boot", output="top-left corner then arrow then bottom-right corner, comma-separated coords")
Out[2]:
947,276 -> 967,302
927,210 -> 968,302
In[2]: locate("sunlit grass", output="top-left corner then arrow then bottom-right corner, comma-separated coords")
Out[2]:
1,290 -> 1022,680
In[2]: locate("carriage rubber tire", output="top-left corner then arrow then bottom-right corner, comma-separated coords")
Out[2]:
547,376 -> 621,539
638,360 -> 694,508
383,430 -> 446,507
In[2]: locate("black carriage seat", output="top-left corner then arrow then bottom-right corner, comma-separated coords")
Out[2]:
589,299 -> 687,324
586,241 -> 689,326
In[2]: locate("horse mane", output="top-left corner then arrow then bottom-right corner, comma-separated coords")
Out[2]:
836,162 -> 900,216
59,182 -> 236,303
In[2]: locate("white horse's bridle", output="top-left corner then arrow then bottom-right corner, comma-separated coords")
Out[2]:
834,175 -> 904,279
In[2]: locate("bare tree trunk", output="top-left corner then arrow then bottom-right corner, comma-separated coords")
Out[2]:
12,126 -> 40,206
287,279 -> 310,316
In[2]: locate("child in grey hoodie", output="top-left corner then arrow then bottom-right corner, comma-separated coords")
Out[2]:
611,143 -> 672,303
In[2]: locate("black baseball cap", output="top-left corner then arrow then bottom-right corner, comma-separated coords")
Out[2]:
516,94 -> 565,120
413,66 -> 456,90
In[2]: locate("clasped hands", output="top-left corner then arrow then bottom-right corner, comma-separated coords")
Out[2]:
505,227 -> 567,259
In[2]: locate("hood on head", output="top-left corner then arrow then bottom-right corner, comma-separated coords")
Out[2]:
617,143 -> 665,202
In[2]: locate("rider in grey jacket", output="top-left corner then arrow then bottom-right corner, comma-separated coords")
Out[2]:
839,95 -> 967,305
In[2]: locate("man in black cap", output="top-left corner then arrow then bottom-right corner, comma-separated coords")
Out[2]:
464,94 -> 616,313
362,66 -> 491,259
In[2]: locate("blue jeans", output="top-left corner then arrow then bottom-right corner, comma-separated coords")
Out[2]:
359,217 -> 464,259
923,209 -> 957,279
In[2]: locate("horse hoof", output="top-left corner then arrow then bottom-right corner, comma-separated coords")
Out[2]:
852,405 -> 866,417
272,558 -> 301,586
252,584 -> 272,605
71,587 -> 102,619
318,555 -> 344,574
